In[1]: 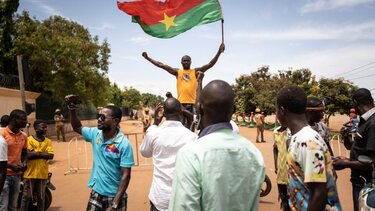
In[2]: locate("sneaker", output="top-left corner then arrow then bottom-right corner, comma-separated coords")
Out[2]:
261,140 -> 266,143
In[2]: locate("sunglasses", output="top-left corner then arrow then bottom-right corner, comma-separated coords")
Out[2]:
96,113 -> 112,121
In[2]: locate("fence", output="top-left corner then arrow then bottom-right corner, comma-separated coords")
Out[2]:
64,133 -> 152,175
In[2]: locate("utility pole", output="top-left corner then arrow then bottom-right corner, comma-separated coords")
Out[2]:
17,55 -> 26,112
17,55 -> 29,135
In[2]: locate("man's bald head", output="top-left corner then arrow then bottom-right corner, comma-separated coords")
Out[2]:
200,80 -> 235,126
181,55 -> 191,70
163,97 -> 182,120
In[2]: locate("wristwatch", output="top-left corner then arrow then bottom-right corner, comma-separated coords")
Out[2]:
111,202 -> 118,209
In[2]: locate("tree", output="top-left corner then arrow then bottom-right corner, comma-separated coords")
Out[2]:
233,66 -> 312,115
108,83 -> 124,106
233,66 -> 357,126
0,0 -> 19,75
122,87 -> 141,109
141,93 -> 164,108
12,12 -> 111,106
316,78 -> 357,125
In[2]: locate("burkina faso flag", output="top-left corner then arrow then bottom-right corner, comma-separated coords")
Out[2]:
117,0 -> 222,38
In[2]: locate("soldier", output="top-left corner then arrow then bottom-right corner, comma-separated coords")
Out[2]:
54,109 -> 65,142
142,108 -> 152,133
254,108 -> 265,143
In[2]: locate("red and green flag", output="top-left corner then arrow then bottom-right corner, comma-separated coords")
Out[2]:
117,0 -> 223,38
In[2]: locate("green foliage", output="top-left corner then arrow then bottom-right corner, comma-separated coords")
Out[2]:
317,77 -> 357,117
107,83 -> 124,106
141,93 -> 164,108
234,66 -> 313,115
10,12 -> 111,106
122,87 -> 141,109
233,66 -> 355,121
0,0 -> 19,74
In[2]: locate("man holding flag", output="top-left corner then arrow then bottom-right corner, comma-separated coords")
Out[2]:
142,44 -> 224,128
117,0 -> 225,128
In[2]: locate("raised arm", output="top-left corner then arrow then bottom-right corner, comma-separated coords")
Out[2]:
195,71 -> 204,113
195,43 -> 225,73
142,52 -> 178,76
65,95 -> 83,135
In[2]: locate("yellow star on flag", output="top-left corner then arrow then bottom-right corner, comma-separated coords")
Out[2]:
159,12 -> 178,31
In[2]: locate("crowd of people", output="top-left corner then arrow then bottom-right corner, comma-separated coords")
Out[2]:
0,110 -> 54,211
0,45 -> 374,211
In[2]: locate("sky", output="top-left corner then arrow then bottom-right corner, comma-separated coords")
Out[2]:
18,0 -> 375,98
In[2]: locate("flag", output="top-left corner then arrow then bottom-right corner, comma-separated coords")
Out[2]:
117,0 -> 222,38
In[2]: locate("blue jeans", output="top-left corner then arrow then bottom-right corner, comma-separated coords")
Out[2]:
353,183 -> 363,211
0,174 -> 21,211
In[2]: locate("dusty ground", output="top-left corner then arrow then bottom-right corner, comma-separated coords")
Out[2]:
46,115 -> 353,211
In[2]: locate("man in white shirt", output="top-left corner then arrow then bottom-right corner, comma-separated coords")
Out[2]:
0,134 -> 7,194
140,98 -> 197,211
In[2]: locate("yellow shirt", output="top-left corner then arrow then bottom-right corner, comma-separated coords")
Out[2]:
176,69 -> 197,104
24,136 -> 54,179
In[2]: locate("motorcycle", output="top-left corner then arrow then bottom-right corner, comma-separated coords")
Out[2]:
17,172 -> 56,210
357,155 -> 375,210
260,174 -> 272,197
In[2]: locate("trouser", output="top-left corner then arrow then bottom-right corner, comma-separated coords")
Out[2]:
277,184 -> 290,211
21,178 -> 47,211
0,174 -> 21,211
56,125 -> 65,142
352,183 -> 363,211
150,201 -> 159,211
256,125 -> 264,141
86,190 -> 127,211
181,104 -> 195,129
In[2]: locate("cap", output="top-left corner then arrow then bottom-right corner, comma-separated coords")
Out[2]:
255,108 -> 261,113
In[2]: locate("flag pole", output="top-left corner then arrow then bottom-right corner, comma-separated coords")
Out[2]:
216,0 -> 224,44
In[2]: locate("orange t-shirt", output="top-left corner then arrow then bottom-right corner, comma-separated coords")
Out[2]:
0,127 -> 27,175
176,69 -> 197,104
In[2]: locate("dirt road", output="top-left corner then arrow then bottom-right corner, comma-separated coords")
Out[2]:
46,119 -> 353,211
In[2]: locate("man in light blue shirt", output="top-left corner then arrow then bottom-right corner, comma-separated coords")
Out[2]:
66,95 -> 134,211
169,80 -> 265,211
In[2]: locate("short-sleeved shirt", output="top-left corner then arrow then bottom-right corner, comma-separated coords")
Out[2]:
314,122 -> 334,156
254,114 -> 264,126
287,126 -> 342,211
273,127 -> 291,185
0,134 -> 7,161
142,114 -> 152,128
176,69 -> 197,104
0,127 -> 27,175
350,107 -> 375,185
82,127 -> 135,198
24,136 -> 54,179
54,114 -> 64,127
